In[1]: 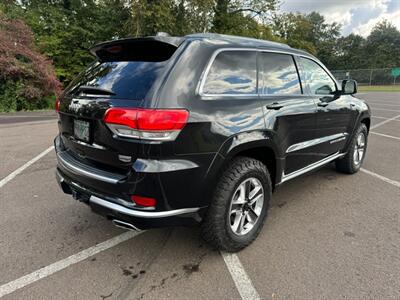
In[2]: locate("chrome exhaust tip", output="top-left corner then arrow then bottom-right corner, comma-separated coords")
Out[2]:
112,219 -> 141,231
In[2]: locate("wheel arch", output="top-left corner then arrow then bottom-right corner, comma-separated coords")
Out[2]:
360,117 -> 370,132
206,131 -> 283,190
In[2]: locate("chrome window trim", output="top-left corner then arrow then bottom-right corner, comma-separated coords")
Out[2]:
281,151 -> 345,183
90,195 -> 201,218
197,47 -> 330,98
286,133 -> 348,153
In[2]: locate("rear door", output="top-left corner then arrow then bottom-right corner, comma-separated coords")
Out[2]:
258,51 -> 319,176
297,57 -> 352,158
57,39 -> 180,171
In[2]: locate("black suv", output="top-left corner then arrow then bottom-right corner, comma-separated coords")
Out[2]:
55,33 -> 371,251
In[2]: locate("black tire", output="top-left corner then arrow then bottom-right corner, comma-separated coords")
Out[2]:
335,123 -> 368,174
201,157 -> 271,252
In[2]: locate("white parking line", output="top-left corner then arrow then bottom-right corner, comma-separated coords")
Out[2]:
367,102 -> 400,106
221,252 -> 260,300
370,114 -> 400,130
361,168 -> 400,188
0,120 -> 56,128
0,230 -> 142,298
0,115 -> 56,118
0,146 -> 54,188
372,108 -> 400,112
368,102 -> 400,107
372,116 -> 400,122
370,132 -> 400,141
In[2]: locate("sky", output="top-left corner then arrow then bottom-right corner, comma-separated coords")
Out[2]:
280,0 -> 400,37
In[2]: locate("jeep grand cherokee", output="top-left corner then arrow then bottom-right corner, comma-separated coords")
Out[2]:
55,33 -> 371,251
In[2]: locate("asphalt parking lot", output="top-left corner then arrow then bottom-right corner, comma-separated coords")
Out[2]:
0,92 -> 399,300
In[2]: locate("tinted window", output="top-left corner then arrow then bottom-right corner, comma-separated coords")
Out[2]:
203,51 -> 257,95
65,61 -> 166,100
259,53 -> 301,95
299,58 -> 336,95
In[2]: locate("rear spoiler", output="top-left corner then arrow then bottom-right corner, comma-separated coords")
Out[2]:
90,36 -> 185,62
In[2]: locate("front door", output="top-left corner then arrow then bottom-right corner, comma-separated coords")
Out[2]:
297,57 -> 353,158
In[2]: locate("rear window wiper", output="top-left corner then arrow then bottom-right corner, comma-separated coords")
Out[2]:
78,85 -> 116,95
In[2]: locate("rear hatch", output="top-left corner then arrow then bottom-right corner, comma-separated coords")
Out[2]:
57,37 -> 183,173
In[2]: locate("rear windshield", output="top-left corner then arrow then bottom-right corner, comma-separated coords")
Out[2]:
64,60 -> 167,100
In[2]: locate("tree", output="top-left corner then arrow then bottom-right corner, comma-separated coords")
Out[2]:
272,12 -> 341,68
364,20 -> 400,68
306,12 -> 341,69
128,0 -> 278,38
273,13 -> 316,54
6,0 -> 131,85
335,34 -> 366,70
132,0 -> 176,36
0,11 -> 60,111
212,0 -> 278,34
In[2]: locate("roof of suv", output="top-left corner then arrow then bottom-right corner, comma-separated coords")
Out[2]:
91,33 -> 311,60
185,33 -> 291,49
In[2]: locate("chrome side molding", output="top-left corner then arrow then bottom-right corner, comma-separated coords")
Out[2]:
281,152 -> 345,183
286,133 -> 348,153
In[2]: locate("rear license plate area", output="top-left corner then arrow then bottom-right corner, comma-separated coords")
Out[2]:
73,119 -> 90,142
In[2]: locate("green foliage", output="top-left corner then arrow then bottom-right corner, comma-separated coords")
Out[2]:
273,13 -> 317,54
365,20 -> 400,68
333,21 -> 400,70
6,0 -> 131,85
334,34 -> 367,70
1,0 -> 400,113
272,12 -> 342,68
0,10 -> 60,111
0,79 -> 56,111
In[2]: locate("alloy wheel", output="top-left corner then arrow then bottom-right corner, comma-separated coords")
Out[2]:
354,132 -> 366,165
229,177 -> 264,236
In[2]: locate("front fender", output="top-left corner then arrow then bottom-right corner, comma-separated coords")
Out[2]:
343,100 -> 371,153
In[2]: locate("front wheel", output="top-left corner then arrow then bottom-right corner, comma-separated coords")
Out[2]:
336,123 -> 368,174
201,157 -> 271,252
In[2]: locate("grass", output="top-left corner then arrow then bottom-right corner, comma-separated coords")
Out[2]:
358,85 -> 400,92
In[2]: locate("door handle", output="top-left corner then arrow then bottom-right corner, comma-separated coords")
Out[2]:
317,102 -> 329,107
266,102 -> 284,110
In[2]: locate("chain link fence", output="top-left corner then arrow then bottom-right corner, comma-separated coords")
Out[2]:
331,68 -> 400,86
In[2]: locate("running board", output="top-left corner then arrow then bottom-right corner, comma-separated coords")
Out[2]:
281,152 -> 345,183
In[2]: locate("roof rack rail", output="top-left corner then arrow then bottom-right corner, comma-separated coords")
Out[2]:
156,32 -> 171,37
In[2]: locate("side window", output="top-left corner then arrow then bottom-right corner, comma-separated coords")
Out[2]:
299,58 -> 336,95
259,53 -> 302,95
202,51 -> 257,95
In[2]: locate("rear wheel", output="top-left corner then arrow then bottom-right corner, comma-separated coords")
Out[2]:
336,123 -> 368,174
201,157 -> 271,252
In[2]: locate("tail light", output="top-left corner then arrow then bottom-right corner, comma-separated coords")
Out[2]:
103,108 -> 189,141
131,195 -> 156,207
55,98 -> 60,112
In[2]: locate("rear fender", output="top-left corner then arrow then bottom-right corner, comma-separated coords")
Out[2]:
204,130 -> 282,195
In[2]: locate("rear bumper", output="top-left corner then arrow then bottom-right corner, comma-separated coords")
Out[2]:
54,135 -> 209,229
56,170 -> 204,229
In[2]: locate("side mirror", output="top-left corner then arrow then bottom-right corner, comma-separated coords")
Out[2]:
342,79 -> 357,95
